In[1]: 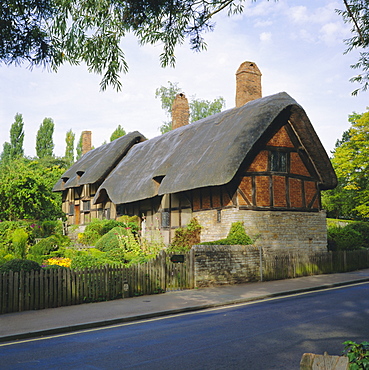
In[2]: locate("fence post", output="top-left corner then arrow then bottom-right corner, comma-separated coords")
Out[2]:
189,248 -> 195,289
259,247 -> 263,282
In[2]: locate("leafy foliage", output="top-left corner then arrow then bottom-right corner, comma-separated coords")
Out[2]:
64,129 -> 75,166
76,133 -> 83,161
3,1 -> 369,92
28,234 -> 69,257
338,1 -> 369,94
110,125 -> 126,142
343,340 -> 369,369
95,226 -> 141,254
323,109 -> 369,220
1,113 -> 24,162
156,81 -> 226,133
70,254 -> 103,269
78,218 -> 139,246
169,218 -> 202,252
0,0 -> 54,66
0,158 -> 65,221
36,117 -> 54,158
190,96 -> 226,122
0,259 -> 41,273
200,221 -> 253,245
345,222 -> 369,249
11,228 -> 28,259
327,225 -> 364,251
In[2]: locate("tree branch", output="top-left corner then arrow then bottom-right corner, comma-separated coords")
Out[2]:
343,0 -> 365,45
204,0 -> 234,21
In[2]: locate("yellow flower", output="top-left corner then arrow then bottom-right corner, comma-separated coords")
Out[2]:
46,257 -> 72,268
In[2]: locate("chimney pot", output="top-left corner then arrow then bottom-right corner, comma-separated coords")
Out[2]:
172,93 -> 190,130
235,61 -> 262,107
81,130 -> 92,155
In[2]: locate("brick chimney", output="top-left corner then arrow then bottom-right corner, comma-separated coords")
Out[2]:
235,61 -> 262,107
172,93 -> 190,130
81,130 -> 92,155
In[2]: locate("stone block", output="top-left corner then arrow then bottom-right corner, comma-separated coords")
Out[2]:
300,352 -> 349,370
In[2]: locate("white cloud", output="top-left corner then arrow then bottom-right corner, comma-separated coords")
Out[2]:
319,22 -> 347,45
254,20 -> 273,28
260,32 -> 272,42
289,6 -> 309,23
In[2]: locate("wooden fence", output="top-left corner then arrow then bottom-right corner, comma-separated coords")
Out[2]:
1,249 -> 369,314
0,250 -> 194,314
262,250 -> 369,281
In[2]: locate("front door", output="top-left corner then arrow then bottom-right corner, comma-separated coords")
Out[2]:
74,204 -> 80,224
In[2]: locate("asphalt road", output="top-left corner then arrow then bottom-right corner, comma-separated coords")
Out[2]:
1,282 -> 369,370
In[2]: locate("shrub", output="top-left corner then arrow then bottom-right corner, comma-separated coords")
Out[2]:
344,222 -> 369,249
169,218 -> 202,252
227,222 -> 253,244
71,255 -> 104,269
42,264 -> 68,270
29,235 -> 70,256
95,226 -> 141,253
83,218 -> 105,235
78,217 -> 140,245
77,230 -> 101,245
41,220 -> 63,237
106,248 -> 127,263
343,341 -> 369,368
11,228 -> 29,259
0,221 -> 31,251
200,222 -> 253,246
117,215 -> 140,227
327,226 -> 364,251
100,220 -> 125,236
0,259 -> 41,273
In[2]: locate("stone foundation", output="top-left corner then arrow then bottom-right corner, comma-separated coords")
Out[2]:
195,209 -> 328,254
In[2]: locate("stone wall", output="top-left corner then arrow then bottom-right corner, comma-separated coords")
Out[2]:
193,245 -> 261,287
195,209 -> 328,254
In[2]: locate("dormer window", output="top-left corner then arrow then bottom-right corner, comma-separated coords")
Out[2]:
270,151 -> 287,173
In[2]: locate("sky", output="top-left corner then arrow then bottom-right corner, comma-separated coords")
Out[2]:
0,0 -> 368,158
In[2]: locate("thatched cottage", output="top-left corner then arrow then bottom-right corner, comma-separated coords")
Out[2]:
53,62 -> 337,253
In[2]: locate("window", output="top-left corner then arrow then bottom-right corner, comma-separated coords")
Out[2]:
82,200 -> 90,212
217,209 -> 222,223
103,208 -> 111,220
161,211 -> 170,228
69,203 -> 74,216
74,187 -> 82,199
270,151 -> 287,172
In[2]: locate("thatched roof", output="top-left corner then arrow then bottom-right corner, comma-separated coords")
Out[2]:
94,92 -> 337,205
53,131 -> 145,191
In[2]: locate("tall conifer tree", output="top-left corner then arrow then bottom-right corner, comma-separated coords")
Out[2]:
1,113 -> 24,162
36,117 -> 54,158
64,129 -> 75,166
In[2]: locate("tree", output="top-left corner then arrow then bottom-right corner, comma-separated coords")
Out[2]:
110,125 -> 126,142
322,109 -> 369,219
190,96 -> 226,122
1,0 -> 244,90
64,129 -> 75,166
155,82 -> 182,134
1,113 -> 25,162
36,117 -> 54,158
0,157 -> 65,221
3,1 -> 369,93
76,133 -> 83,161
339,0 -> 369,94
155,81 -> 226,134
